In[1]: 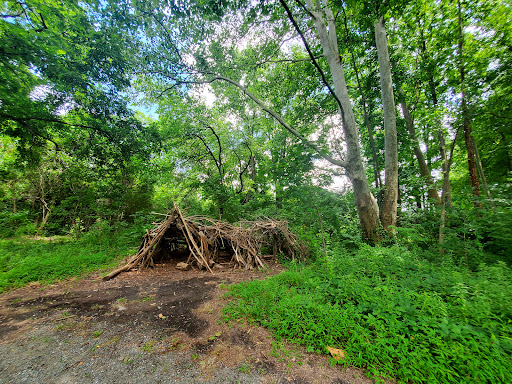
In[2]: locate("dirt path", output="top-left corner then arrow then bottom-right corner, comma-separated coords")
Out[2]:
0,262 -> 377,384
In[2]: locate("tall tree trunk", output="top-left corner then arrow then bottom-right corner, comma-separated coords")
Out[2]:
439,134 -> 451,252
428,76 -> 452,250
458,0 -> 481,202
374,16 -> 398,232
306,0 -> 379,241
420,26 -> 453,208
399,89 -> 441,205
342,10 -> 382,189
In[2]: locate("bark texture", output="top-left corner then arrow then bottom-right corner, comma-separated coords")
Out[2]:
306,0 -> 379,241
374,17 -> 398,232
342,10 -> 382,189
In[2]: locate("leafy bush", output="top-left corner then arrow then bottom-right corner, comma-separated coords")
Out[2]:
0,211 -> 33,238
0,224 -> 140,292
223,245 -> 512,383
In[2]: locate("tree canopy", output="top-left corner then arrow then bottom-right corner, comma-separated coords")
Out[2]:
1,0 -> 511,251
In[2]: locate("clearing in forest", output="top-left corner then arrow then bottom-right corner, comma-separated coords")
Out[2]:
0,262 -> 381,384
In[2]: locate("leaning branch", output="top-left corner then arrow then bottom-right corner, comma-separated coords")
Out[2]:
0,113 -> 115,142
1,12 -> 24,18
204,125 -> 224,174
18,120 -> 60,151
139,9 -> 182,62
207,74 -> 346,168
281,0 -> 347,124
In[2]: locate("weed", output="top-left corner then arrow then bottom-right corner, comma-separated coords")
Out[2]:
108,336 -> 120,344
116,298 -> 127,303
208,331 -> 222,341
54,322 -> 75,331
166,337 -> 181,350
141,340 -> 156,353
123,357 -> 134,365
91,330 -> 103,338
239,362 -> 252,374
91,304 -> 103,310
191,354 -> 199,360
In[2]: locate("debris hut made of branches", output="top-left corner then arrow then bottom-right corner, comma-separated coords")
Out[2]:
103,206 -> 308,281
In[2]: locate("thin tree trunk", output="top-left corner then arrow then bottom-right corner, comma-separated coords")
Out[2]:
306,0 -> 380,241
399,89 -> 440,205
375,16 -> 398,232
439,124 -> 463,249
430,78 -> 452,250
437,119 -> 452,208
315,205 -> 328,259
458,0 -> 481,202
421,28 -> 453,208
36,200 -> 51,237
472,137 -> 491,199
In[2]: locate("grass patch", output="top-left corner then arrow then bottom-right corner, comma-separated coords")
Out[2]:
223,244 -> 512,383
0,227 -> 137,292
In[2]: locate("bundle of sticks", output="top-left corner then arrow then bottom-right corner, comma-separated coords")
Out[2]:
103,205 -> 308,281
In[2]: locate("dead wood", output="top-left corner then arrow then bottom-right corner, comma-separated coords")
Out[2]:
103,204 -> 308,281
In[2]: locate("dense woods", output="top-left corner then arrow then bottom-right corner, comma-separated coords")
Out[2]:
1,0 -> 512,382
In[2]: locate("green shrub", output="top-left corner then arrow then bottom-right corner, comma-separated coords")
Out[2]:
223,245 -> 512,383
0,224 -> 140,292
0,211 -> 33,238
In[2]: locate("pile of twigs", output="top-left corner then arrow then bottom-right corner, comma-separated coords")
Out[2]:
103,205 -> 308,281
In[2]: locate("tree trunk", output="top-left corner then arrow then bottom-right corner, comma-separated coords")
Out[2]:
458,0 -> 481,202
472,137 -> 491,199
421,27 -> 453,209
437,118 -> 452,208
399,89 -> 441,205
36,202 -> 51,237
306,0 -> 379,241
374,16 -> 398,232
342,10 -> 382,189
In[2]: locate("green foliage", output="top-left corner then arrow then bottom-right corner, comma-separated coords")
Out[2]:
0,211 -> 33,238
0,224 -> 142,292
223,246 -> 512,383
396,192 -> 512,268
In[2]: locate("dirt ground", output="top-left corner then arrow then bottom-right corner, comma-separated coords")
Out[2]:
0,260 -> 383,384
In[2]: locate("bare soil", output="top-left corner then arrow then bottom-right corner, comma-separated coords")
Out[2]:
0,260 -> 382,384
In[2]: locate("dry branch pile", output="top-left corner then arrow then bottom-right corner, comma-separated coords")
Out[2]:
103,206 -> 308,281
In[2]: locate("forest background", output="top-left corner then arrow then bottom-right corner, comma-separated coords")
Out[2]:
1,0 -> 511,382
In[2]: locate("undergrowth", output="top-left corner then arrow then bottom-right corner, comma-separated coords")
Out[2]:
0,224 -> 140,292
223,244 -> 512,383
